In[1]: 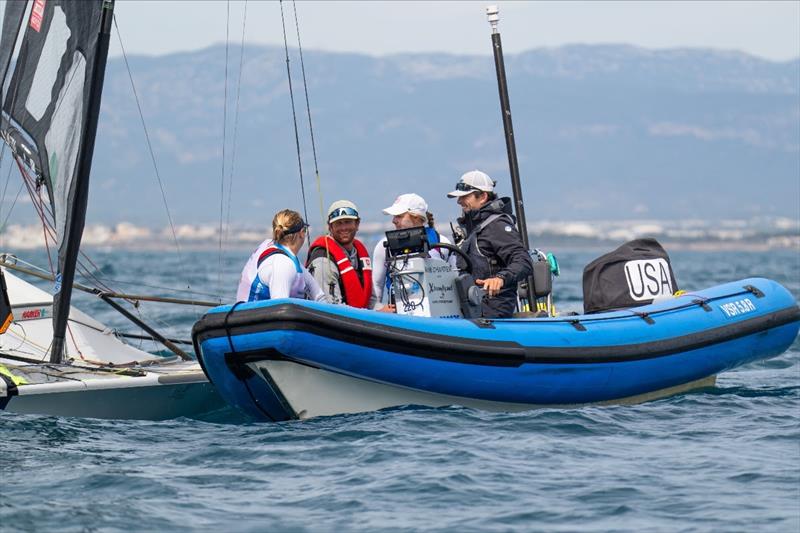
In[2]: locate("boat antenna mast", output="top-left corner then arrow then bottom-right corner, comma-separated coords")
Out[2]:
486,5 -> 535,308
486,5 -> 529,249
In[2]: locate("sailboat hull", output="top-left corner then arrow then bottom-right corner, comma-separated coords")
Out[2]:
0,268 -> 224,420
1,366 -> 220,420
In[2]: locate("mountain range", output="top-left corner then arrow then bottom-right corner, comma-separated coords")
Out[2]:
11,43 -> 799,229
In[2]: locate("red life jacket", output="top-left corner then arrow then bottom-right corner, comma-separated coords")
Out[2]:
307,235 -> 373,308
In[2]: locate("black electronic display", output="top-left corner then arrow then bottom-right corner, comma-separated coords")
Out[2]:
384,227 -> 429,257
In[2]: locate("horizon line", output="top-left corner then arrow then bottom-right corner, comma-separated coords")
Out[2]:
107,41 -> 800,64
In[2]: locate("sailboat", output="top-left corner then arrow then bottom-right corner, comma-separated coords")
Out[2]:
0,0 -> 222,419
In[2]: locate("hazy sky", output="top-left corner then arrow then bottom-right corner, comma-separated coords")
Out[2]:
108,1 -> 800,61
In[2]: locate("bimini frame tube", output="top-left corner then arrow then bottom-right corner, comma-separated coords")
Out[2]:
486,5 -> 530,250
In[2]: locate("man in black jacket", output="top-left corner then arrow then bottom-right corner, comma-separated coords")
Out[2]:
448,170 -> 533,318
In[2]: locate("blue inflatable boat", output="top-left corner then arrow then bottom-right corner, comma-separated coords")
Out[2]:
192,277 -> 799,421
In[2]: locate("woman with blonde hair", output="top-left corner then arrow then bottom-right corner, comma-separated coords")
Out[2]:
236,209 -> 325,303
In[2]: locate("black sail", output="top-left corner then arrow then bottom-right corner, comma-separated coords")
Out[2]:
0,0 -> 114,362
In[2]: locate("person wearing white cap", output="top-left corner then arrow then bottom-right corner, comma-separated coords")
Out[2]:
447,170 -> 533,318
305,200 -> 377,309
372,193 -> 457,306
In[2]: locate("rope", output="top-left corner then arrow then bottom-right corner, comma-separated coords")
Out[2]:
14,157 -> 116,296
6,254 -> 222,301
279,0 -> 310,243
223,0 -> 249,259
0,147 -> 12,223
0,41 -> 30,239
287,1 -> 331,283
0,179 -> 24,233
217,0 -> 231,296
112,15 -> 195,301
291,0 -> 325,229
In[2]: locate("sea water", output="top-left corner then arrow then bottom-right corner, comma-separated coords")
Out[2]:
1,248 -> 798,532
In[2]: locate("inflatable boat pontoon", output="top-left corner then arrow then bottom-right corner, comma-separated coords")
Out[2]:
192,277 -> 799,421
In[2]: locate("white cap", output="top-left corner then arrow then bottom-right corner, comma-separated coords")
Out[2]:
382,193 -> 428,218
327,199 -> 360,223
447,170 -> 496,198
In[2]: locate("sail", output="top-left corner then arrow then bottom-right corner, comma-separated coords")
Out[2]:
0,0 -> 114,362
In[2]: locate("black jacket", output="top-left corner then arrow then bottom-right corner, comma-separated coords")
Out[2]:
457,197 -> 533,318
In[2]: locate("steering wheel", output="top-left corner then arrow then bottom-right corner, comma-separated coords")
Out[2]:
429,242 -> 472,274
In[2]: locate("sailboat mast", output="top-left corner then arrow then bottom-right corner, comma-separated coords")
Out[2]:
50,0 -> 115,363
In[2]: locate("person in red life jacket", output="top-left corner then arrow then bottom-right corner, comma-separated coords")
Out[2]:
306,200 -> 388,310
237,209 -> 325,303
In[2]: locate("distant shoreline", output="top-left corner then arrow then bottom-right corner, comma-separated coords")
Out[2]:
1,219 -> 797,254
69,239 -> 796,254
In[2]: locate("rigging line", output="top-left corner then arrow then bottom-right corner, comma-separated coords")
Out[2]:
19,179 -> 111,305
16,158 -> 54,272
78,275 -> 222,300
112,15 -> 194,298
35,183 -> 54,273
1,34 -> 35,231
0,144 -> 11,220
0,175 -> 23,232
291,0 -> 325,224
18,165 -> 52,241
15,160 -> 115,294
12,160 -> 116,298
8,254 -> 223,300
75,252 -> 115,294
279,0 -> 310,242
223,0 -> 248,252
217,0 -> 231,295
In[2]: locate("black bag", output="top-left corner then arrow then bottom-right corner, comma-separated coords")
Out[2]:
0,268 -> 12,333
582,238 -> 679,314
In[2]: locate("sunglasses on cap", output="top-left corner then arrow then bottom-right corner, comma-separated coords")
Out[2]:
328,206 -> 359,221
454,182 -> 482,193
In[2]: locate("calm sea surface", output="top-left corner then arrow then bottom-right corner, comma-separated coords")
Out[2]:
1,247 -> 798,532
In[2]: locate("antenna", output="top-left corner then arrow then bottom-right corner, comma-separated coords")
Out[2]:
484,3 -> 535,309
486,5 -> 499,33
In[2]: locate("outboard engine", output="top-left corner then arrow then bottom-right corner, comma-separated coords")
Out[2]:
384,227 -> 472,318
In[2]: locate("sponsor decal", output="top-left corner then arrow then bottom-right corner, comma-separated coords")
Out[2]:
719,298 -> 756,318
53,273 -> 62,293
30,0 -> 46,32
424,264 -> 452,274
15,306 -> 49,321
428,282 -> 454,294
624,258 -> 673,301
361,258 -> 371,269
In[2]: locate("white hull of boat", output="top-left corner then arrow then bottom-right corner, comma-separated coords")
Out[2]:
0,268 -> 223,419
251,360 -> 717,420
3,365 -> 220,420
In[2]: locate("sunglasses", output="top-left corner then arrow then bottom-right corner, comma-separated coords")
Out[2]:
284,221 -> 309,236
454,182 -> 482,193
328,207 -> 359,221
